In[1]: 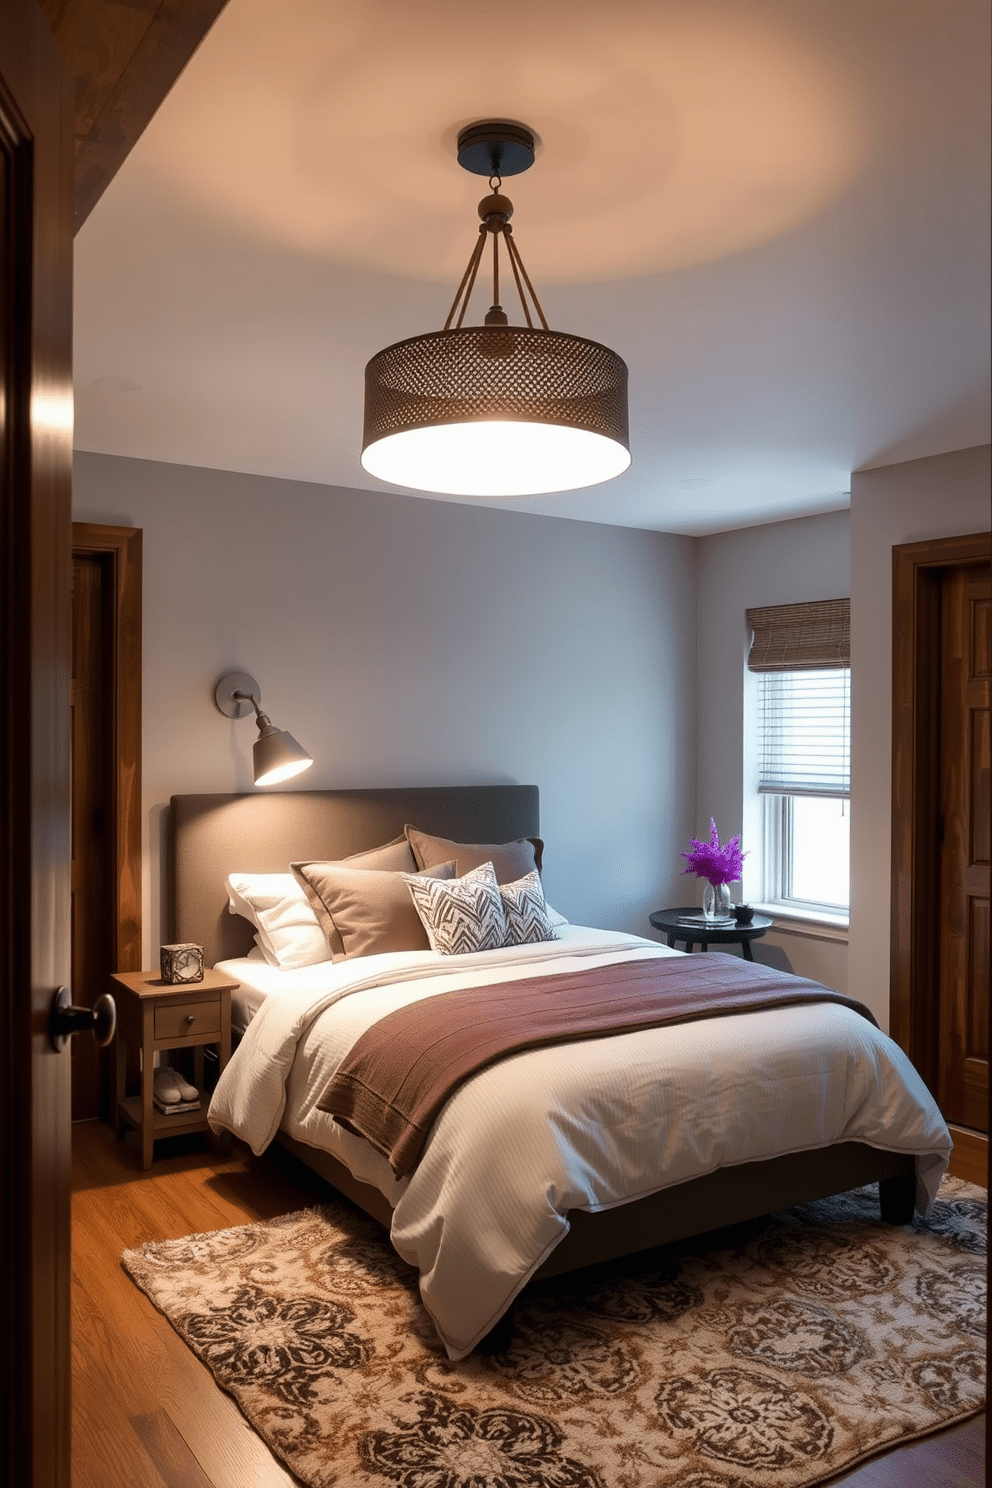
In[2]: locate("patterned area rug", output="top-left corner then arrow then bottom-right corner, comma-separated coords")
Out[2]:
122,1176 -> 985,1488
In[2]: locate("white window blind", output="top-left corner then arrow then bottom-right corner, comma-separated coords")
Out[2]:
757,668 -> 851,797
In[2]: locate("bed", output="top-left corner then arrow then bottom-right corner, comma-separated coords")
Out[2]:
169,785 -> 951,1359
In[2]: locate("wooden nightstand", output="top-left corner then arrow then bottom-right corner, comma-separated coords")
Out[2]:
112,968 -> 237,1169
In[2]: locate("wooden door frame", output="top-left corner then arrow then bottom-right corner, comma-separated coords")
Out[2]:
1,1 -> 75,1481
71,524 -> 142,976
890,528 -> 991,1087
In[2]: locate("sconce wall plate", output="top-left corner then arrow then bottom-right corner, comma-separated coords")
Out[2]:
214,671 -> 260,719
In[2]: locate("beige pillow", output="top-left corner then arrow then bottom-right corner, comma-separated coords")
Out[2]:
282,836 -> 417,956
338,834 -> 418,874
405,825 -> 544,882
291,858 -> 456,962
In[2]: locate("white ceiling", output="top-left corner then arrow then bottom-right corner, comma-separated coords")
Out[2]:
72,0 -> 990,534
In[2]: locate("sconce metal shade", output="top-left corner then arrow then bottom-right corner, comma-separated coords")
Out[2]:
252,723 -> 313,787
214,671 -> 313,788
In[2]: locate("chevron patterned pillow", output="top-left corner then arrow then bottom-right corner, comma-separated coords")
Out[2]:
403,861 -> 507,955
499,869 -> 559,947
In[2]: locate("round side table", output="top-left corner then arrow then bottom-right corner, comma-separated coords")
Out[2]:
648,907 -> 773,962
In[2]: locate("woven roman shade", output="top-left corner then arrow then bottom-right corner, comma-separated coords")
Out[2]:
746,599 -> 850,672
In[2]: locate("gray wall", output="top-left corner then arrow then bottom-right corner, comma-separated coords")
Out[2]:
73,452 -> 697,958
849,443 -> 990,1026
695,509 -> 851,989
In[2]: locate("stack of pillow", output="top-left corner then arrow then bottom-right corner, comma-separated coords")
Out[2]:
226,825 -> 565,970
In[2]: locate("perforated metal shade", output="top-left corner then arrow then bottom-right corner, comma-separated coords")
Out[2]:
361,326 -> 630,496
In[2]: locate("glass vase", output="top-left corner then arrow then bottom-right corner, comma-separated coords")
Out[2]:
701,881 -> 732,921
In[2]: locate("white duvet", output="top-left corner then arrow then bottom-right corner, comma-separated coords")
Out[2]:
208,926 -> 951,1359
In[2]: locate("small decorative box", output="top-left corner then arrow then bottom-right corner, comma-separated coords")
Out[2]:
160,943 -> 204,984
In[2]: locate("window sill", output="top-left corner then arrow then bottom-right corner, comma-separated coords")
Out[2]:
752,903 -> 849,943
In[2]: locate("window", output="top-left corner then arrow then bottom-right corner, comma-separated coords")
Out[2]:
746,601 -> 851,922
758,668 -> 850,915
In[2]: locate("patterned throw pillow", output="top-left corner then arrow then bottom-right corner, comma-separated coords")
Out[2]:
499,869 -> 559,946
403,861 -> 507,955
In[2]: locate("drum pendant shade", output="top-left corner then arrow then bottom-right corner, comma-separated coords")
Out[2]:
362,326 -> 629,496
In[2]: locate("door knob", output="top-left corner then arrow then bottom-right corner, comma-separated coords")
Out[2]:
49,986 -> 117,1052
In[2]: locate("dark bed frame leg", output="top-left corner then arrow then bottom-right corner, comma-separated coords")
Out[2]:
878,1172 -> 915,1225
476,1301 -> 517,1355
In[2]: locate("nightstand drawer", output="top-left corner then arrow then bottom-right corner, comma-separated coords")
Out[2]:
154,997 -> 222,1041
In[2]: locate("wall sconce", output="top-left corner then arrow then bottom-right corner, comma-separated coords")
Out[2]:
213,672 -> 313,787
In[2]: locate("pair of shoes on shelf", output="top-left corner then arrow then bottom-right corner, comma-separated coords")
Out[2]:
153,1067 -> 198,1105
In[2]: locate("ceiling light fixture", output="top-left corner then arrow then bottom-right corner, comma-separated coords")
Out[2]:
361,120 -> 630,498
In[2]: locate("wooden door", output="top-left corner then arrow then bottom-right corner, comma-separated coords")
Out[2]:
891,530 -> 991,1136
0,3 -> 75,1484
937,562 -> 991,1130
69,524 -> 142,1122
70,553 -> 114,1119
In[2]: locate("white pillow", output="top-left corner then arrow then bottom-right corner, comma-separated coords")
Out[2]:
226,872 -> 331,969
499,869 -> 559,946
402,860 -> 507,955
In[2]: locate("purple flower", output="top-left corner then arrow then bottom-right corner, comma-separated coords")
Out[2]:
681,819 -> 746,886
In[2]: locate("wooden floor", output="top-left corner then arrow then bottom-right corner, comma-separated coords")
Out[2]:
72,1119 -> 986,1488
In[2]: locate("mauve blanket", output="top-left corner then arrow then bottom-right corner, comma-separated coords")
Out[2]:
318,953 -> 877,1177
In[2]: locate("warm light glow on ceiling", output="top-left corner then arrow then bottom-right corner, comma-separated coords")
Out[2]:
361,421 -> 631,496
135,0 -> 862,282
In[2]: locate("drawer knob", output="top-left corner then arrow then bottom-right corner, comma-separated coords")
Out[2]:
185,1014 -> 195,1025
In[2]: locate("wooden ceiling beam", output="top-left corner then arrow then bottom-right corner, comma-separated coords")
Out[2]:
38,0 -> 229,233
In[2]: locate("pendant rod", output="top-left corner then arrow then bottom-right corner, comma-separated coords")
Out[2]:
442,197 -> 551,333
443,225 -> 488,332
502,229 -> 534,329
503,226 -> 550,331
454,232 -> 487,329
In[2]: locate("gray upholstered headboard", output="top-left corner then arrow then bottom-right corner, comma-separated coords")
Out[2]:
169,784 -> 540,967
